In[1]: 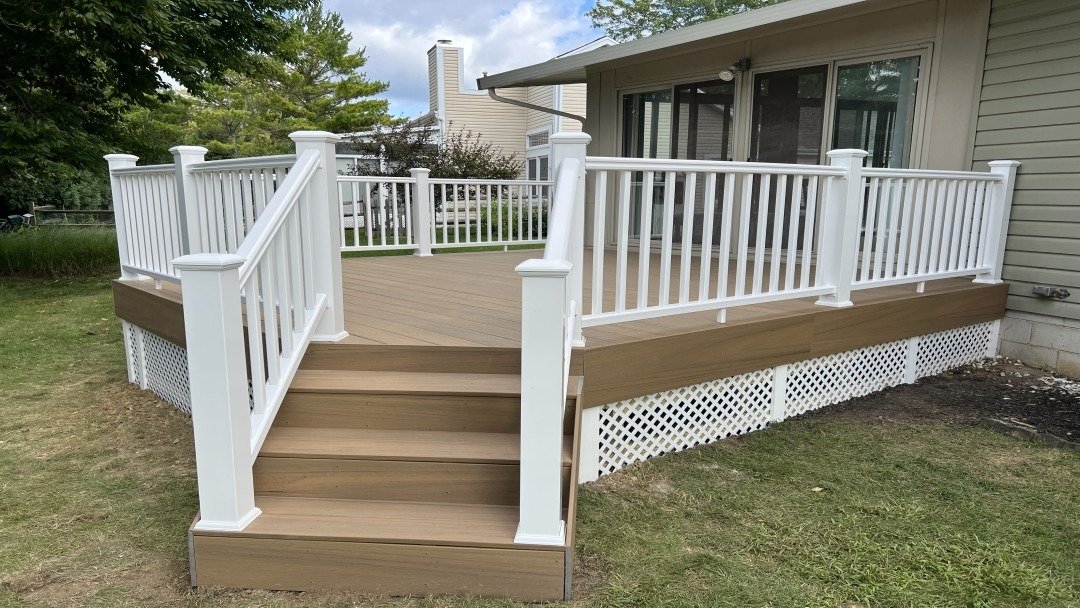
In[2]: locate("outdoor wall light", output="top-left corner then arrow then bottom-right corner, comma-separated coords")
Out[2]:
719,57 -> 751,81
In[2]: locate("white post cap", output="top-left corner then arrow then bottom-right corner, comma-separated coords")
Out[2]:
174,253 -> 245,272
289,131 -> 342,143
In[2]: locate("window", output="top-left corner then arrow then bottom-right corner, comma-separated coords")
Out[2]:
527,131 -> 550,148
832,56 -> 920,168
526,155 -> 549,181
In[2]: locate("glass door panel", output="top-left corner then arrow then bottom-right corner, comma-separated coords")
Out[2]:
748,65 -> 827,250
832,56 -> 920,168
622,89 -> 672,238
671,80 -> 736,245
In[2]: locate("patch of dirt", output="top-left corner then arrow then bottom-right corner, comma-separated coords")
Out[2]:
808,358 -> 1080,444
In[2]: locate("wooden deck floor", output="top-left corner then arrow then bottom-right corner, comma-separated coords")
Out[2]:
341,249 -> 982,350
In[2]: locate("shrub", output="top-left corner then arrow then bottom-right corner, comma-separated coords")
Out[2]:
0,227 -> 119,278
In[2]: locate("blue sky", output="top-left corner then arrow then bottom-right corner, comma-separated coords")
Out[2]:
326,0 -> 604,118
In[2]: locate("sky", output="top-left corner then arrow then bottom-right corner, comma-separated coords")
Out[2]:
326,0 -> 605,119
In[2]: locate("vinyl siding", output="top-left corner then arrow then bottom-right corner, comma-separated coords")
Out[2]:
440,47 -> 527,160
525,86 -> 555,133
973,0 -> 1080,319
428,49 -> 438,113
559,84 -> 588,133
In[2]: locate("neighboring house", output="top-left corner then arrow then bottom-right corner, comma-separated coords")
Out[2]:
424,37 -> 613,179
479,0 -> 1080,376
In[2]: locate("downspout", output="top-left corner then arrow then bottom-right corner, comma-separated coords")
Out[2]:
486,88 -> 585,127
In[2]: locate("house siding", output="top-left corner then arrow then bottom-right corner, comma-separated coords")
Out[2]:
525,87 -> 556,133
972,0 -> 1080,322
559,84 -> 588,133
439,46 -> 527,160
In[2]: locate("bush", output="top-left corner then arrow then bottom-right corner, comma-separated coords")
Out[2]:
0,165 -> 110,215
477,199 -> 548,241
0,227 -> 119,278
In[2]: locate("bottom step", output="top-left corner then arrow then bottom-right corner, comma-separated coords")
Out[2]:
190,497 -> 568,601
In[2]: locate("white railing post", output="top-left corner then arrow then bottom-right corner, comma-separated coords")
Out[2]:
817,149 -> 868,307
974,160 -> 1020,284
104,153 -> 139,279
410,168 -> 434,256
170,145 -> 209,255
291,131 -> 348,341
550,133 -> 591,346
515,258 -> 571,546
173,253 -> 261,532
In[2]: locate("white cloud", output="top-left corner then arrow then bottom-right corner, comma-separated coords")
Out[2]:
329,0 -> 601,118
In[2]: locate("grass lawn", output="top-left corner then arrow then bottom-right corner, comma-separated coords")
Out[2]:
1,276 -> 1077,608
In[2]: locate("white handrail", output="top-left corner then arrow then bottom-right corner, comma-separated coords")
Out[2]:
236,149 -> 320,285
541,158 -> 580,262
585,156 -> 846,176
189,154 -> 296,172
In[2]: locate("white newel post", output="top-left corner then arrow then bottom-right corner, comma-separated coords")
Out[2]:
817,149 -> 868,308
290,131 -> 348,341
170,145 -> 209,254
174,253 -> 261,532
410,168 -> 434,256
975,160 -> 1020,284
550,132 -> 591,346
515,258 -> 571,546
104,154 -> 139,279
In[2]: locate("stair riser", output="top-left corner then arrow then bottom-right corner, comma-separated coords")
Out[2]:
278,393 -> 575,434
301,345 -> 523,375
254,457 -> 571,506
191,536 -> 565,601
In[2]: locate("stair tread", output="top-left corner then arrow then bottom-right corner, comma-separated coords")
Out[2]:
198,496 -> 565,550
291,369 -> 523,396
261,427 -> 573,465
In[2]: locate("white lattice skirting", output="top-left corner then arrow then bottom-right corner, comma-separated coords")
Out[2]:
123,321 -> 191,413
583,321 -> 999,480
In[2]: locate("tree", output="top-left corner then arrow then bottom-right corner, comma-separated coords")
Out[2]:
188,1 -> 393,158
0,0 -> 310,212
587,0 -> 785,41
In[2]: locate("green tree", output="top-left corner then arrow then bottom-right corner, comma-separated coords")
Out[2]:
0,0 -> 311,212
587,0 -> 785,41
193,1 -> 393,158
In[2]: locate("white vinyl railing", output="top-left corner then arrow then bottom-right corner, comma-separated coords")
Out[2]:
112,132 -> 347,533
852,165 -> 1015,289
514,133 -> 590,547
583,157 -> 844,325
103,161 -> 182,282
334,172 -> 554,254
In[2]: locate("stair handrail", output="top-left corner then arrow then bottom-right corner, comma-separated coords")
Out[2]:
514,132 -> 590,547
172,131 -> 346,534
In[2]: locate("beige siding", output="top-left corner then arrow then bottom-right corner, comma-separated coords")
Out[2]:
559,84 -> 588,133
973,0 -> 1080,320
440,47 -> 527,160
525,86 -> 555,133
428,49 -> 438,113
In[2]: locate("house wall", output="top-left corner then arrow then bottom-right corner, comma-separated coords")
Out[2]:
432,45 -> 527,159
583,0 -> 990,170
971,0 -> 1080,375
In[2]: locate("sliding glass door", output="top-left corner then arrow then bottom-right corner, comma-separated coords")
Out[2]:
832,56 -> 920,168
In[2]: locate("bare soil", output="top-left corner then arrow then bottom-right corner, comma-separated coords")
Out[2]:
809,357 -> 1080,444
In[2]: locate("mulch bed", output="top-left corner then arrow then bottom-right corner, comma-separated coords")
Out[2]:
808,358 -> 1080,447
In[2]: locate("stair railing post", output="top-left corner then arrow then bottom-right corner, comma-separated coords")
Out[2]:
409,168 -> 434,256
169,145 -> 209,255
549,132 -> 591,346
290,131 -> 348,341
515,258 -> 571,546
816,149 -> 868,308
104,154 -> 139,279
173,253 -> 261,532
974,160 -> 1020,284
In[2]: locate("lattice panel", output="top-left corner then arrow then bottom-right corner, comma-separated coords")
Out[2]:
785,339 -> 908,418
915,321 -> 992,378
123,322 -> 192,413
597,369 -> 773,475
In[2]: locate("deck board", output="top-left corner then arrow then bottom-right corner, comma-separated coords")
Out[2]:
338,249 -> 983,349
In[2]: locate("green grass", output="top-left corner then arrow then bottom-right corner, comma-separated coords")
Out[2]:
1,277 -> 1077,607
0,227 -> 119,278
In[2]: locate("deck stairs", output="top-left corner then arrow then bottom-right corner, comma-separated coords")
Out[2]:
189,345 -> 580,601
